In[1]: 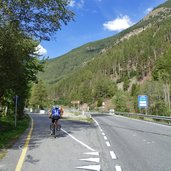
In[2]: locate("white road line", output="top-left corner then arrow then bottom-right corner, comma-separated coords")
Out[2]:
115,165 -> 122,171
84,152 -> 99,156
106,141 -> 110,147
92,118 -> 103,132
79,158 -> 100,163
110,151 -> 117,159
0,165 -> 4,168
115,114 -> 171,128
92,118 -> 99,126
61,128 -> 95,152
102,132 -> 105,136
104,136 -> 107,140
76,165 -> 100,171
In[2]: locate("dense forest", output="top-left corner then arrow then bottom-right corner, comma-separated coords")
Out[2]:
38,0 -> 171,116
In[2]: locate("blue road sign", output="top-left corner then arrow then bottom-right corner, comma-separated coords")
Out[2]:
138,95 -> 148,108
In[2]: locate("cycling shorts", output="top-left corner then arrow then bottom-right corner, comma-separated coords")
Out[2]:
52,116 -> 60,123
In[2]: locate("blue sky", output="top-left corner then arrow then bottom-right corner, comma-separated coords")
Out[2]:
37,0 -> 166,58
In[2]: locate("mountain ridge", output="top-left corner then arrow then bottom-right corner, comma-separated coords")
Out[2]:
38,0 -> 171,114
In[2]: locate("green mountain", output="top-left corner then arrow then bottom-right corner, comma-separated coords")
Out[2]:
39,0 -> 171,115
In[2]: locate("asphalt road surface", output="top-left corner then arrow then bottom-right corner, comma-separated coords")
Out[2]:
0,113 -> 171,171
92,113 -> 171,171
0,113 -> 111,171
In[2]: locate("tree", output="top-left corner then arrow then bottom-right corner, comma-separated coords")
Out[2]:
29,80 -> 48,110
0,0 -> 74,40
0,23 -> 44,117
0,0 -> 74,117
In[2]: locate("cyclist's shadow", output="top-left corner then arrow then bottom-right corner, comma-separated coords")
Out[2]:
49,123 -> 67,139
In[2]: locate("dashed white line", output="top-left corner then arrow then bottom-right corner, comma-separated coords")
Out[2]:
100,128 -> 103,132
110,151 -> 117,159
92,117 -> 123,171
115,165 -> 122,171
104,136 -> 107,140
0,165 -> 4,168
106,141 -> 110,147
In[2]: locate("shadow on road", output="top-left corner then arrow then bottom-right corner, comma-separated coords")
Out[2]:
11,113 -> 97,152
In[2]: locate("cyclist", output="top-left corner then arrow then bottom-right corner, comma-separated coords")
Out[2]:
49,105 -> 61,135
60,106 -> 64,117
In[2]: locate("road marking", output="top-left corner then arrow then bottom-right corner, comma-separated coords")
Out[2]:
0,165 -> 4,168
106,141 -> 110,147
76,165 -> 100,171
104,136 -> 107,140
110,151 -> 117,159
92,118 -> 103,132
115,165 -> 122,171
100,128 -> 103,132
92,118 -> 99,126
15,116 -> 34,171
84,152 -> 99,156
62,129 -> 95,151
79,158 -> 100,163
102,132 -> 105,136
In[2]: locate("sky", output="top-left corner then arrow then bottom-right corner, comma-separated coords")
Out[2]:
37,0 -> 166,58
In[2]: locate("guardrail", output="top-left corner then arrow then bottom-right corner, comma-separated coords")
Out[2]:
114,111 -> 171,125
85,111 -> 171,125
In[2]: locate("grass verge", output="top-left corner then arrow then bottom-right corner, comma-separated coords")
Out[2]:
0,114 -> 30,159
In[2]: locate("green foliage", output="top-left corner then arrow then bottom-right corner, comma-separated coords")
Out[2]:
0,0 -> 74,40
0,0 -> 74,118
131,84 -> 140,97
39,1 -> 171,115
93,78 -> 116,99
29,80 -> 48,110
152,48 -> 171,81
0,23 -> 44,117
112,91 -> 130,112
0,115 -> 30,149
97,98 -> 103,107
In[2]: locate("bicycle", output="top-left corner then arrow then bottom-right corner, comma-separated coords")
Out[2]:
50,121 -> 61,138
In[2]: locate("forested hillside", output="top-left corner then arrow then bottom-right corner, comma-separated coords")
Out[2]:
39,0 -> 171,116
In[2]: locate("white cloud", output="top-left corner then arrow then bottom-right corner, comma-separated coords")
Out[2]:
35,44 -> 47,56
68,0 -> 76,7
68,0 -> 84,8
103,15 -> 134,32
145,7 -> 153,14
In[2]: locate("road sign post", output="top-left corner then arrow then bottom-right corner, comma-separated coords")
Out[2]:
14,95 -> 18,127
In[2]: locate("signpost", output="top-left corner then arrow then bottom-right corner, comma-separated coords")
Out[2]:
14,95 -> 18,127
138,95 -> 148,114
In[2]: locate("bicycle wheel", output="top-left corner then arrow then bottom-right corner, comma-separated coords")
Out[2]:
50,123 -> 55,135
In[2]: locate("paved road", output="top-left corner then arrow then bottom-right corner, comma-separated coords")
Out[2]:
1,113 -> 171,171
0,113 -> 115,171
92,113 -> 171,171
